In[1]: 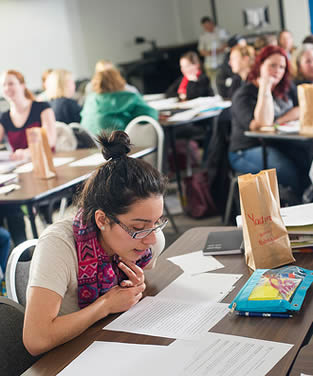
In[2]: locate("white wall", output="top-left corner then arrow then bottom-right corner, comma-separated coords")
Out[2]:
73,0 -> 179,69
215,0 -> 281,35
0,0 -> 183,90
283,0 -> 311,45
0,0 -> 311,91
0,0 -> 77,90
173,0 -> 212,43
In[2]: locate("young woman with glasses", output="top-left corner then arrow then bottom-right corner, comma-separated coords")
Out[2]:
23,130 -> 168,355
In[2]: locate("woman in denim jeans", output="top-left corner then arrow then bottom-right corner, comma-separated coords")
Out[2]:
229,45 -> 311,199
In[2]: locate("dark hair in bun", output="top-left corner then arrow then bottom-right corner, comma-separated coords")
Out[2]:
78,130 -> 167,225
98,130 -> 131,161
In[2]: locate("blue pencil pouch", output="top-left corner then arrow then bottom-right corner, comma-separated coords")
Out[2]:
229,266 -> 313,314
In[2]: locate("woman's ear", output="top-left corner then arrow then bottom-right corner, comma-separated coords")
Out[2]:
94,209 -> 109,230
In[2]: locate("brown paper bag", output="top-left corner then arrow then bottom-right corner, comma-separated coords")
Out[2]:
26,127 -> 56,179
298,84 -> 313,135
238,169 -> 295,270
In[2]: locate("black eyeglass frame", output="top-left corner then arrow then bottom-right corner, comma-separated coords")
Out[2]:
108,215 -> 168,239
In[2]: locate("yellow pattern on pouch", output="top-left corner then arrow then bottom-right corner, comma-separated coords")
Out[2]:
249,284 -> 281,300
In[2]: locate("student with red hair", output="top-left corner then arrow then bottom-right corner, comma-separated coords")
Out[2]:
0,70 -> 56,161
0,70 -> 57,245
229,45 -> 311,199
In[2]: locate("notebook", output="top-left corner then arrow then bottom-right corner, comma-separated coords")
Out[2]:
203,229 -> 244,256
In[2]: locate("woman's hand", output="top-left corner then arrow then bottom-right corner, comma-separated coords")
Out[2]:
101,283 -> 145,314
258,64 -> 275,90
118,258 -> 145,288
10,148 -> 30,161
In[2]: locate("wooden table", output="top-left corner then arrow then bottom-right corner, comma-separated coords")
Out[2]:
0,147 -> 155,238
289,343 -> 313,375
23,226 -> 313,375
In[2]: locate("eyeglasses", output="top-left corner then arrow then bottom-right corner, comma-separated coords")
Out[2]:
109,215 -> 168,239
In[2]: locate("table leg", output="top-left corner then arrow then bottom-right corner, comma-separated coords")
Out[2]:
168,127 -> 184,206
27,203 -> 38,238
260,139 -> 268,169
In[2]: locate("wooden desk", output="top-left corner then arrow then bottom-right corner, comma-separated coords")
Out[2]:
0,147 -> 155,238
289,343 -> 313,375
23,227 -> 313,376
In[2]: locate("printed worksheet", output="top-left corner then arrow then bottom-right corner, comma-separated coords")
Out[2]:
104,296 -> 229,340
173,332 -> 293,376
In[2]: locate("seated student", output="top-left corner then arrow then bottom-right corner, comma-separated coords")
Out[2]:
36,69 -> 53,102
216,34 -> 247,99
254,34 -> 278,54
278,30 -> 296,60
229,45 -> 311,199
0,70 -> 56,161
84,60 -> 139,97
23,130 -> 167,355
46,69 -> 82,124
0,70 -> 57,245
166,51 -> 214,100
292,44 -> 313,85
228,44 -> 255,98
81,67 -> 158,135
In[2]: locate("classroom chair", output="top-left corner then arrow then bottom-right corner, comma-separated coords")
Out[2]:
5,239 -> 38,306
0,296 -> 41,375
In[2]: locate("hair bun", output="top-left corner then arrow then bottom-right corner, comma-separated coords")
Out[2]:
98,131 -> 131,160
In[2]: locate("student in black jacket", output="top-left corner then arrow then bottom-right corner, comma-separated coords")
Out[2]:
166,51 -> 214,100
46,69 -> 82,124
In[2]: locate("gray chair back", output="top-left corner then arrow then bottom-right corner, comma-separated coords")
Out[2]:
69,123 -> 99,149
6,239 -> 38,306
0,297 -> 40,375
15,261 -> 31,307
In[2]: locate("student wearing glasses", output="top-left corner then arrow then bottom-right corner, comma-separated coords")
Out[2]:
23,130 -> 167,356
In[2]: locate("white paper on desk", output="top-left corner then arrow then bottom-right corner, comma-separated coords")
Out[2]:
0,173 -> 18,186
0,159 -> 28,173
236,203 -> 313,228
148,97 -> 178,110
175,95 -> 223,109
0,150 -> 11,160
276,120 -> 300,133
69,153 -> 104,167
171,332 -> 293,376
0,183 -> 20,195
143,93 -> 166,102
104,296 -> 229,340
57,341 -> 183,376
14,157 -> 74,173
167,250 -> 224,275
157,272 -> 242,303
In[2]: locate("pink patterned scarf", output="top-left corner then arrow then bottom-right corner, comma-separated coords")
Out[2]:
73,209 -> 152,309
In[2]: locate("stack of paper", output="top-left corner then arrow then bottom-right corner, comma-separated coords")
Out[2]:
280,203 -> 313,250
0,150 -> 28,173
237,203 -> 313,251
0,173 -> 18,186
